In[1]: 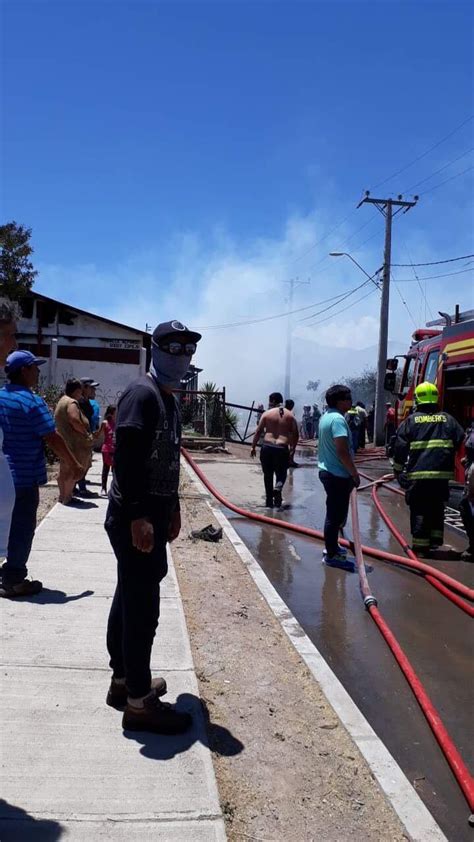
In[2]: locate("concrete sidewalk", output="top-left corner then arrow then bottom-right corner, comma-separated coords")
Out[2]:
0,460 -> 226,840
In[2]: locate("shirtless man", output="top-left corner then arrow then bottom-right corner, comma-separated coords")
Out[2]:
251,392 -> 299,507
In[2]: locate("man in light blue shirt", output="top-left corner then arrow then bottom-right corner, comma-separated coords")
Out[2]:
318,385 -> 360,570
0,351 -> 82,597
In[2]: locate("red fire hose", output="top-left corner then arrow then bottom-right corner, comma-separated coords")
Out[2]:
356,465 -> 474,615
349,492 -> 474,816
182,449 -> 473,603
370,483 -> 474,618
182,446 -> 474,819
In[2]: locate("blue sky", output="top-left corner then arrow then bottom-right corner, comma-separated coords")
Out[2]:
2,0 -> 473,400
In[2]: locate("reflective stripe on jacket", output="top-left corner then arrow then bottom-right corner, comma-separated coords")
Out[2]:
392,409 -> 464,481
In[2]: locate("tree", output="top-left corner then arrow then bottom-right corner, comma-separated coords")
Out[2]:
306,379 -> 320,392
340,367 -> 392,407
0,221 -> 38,301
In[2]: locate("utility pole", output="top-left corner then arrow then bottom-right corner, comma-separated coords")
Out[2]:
284,277 -> 310,399
358,192 -> 418,445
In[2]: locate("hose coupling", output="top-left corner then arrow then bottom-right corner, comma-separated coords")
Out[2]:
364,595 -> 378,610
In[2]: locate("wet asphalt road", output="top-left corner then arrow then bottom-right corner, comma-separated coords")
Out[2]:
193,449 -> 474,842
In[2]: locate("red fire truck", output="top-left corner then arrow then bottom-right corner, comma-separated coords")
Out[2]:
385,308 -> 474,483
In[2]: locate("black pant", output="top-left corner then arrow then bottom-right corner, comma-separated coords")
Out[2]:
260,444 -> 289,505
102,464 -> 111,489
319,471 -> 354,557
105,508 -> 170,698
2,487 -> 39,586
406,480 -> 448,551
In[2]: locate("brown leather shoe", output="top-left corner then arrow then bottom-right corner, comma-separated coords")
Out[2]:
0,578 -> 43,599
122,689 -> 192,734
106,676 -> 167,710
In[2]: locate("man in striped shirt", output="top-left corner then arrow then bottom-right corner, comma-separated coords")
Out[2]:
0,351 -> 83,598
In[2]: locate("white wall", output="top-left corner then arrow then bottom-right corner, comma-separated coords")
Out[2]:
17,299 -> 149,415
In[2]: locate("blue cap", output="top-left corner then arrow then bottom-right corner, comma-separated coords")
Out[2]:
5,350 -> 47,375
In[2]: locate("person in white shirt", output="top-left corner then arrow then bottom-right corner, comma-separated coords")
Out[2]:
0,300 -> 19,561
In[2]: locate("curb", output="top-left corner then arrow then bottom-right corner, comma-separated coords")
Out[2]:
182,458 -> 447,842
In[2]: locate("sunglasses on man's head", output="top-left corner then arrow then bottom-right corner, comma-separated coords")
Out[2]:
158,341 -> 197,356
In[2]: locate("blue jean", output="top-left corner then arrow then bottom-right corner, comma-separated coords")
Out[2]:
319,470 -> 354,557
350,429 -> 359,453
0,456 -> 15,558
2,487 -> 40,586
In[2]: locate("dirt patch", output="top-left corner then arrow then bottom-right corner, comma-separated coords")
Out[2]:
173,471 -> 407,842
37,464 -> 60,523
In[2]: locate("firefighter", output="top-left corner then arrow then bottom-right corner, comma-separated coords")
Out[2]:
392,381 -> 464,556
345,405 -> 361,454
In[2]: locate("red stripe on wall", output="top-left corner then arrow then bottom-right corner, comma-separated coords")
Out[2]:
19,344 -> 140,365
58,346 -> 140,364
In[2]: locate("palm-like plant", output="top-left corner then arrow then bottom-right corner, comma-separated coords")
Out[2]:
201,381 -> 218,397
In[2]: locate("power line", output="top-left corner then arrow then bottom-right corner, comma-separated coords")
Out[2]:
298,277 -> 375,323
283,210 -> 356,267
194,283 -> 370,330
392,253 -> 474,267
304,287 -> 378,328
392,267 -> 474,282
369,114 -> 474,191
351,225 -> 384,253
392,276 -> 417,328
401,241 -> 435,322
265,124 -> 472,276
305,214 -> 381,273
420,164 -> 474,196
402,146 -> 474,193
243,120 -> 473,278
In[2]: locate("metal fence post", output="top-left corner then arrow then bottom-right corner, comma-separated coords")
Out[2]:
222,386 -> 226,446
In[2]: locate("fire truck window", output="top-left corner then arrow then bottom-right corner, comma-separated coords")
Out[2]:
401,357 -> 416,393
416,355 -> 425,383
424,351 -> 439,384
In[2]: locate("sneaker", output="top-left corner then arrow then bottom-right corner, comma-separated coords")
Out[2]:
323,553 -> 356,572
107,676 -> 167,710
323,545 -> 348,558
74,489 -> 99,499
0,578 -> 43,598
461,549 -> 474,562
122,688 -> 192,734
189,524 -> 223,543
265,499 -> 274,509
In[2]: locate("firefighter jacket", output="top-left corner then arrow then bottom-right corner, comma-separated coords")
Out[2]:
392,408 -> 464,481
345,408 -> 360,430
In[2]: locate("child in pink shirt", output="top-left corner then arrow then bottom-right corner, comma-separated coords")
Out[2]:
101,405 -> 116,495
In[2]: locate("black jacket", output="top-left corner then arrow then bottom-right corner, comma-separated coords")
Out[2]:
393,407 -> 464,481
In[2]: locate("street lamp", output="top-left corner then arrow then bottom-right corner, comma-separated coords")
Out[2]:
329,252 -> 381,288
